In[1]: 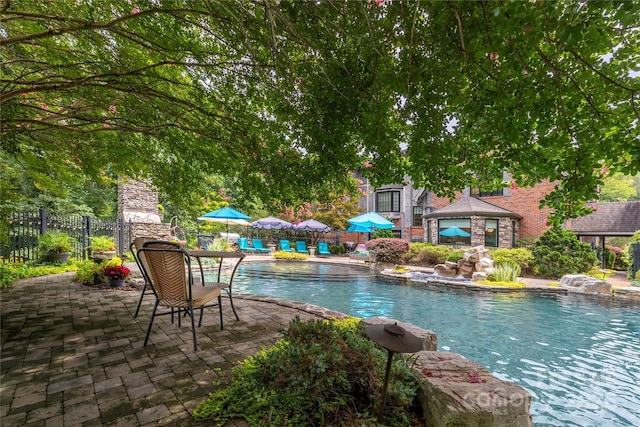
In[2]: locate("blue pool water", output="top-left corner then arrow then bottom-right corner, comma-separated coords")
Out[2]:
223,261 -> 640,427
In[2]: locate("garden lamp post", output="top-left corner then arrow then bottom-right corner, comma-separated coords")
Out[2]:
365,322 -> 422,420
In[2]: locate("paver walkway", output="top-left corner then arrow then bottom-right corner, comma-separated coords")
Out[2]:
1,272 -> 344,426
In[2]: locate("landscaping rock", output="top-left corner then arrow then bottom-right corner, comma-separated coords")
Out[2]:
472,272 -> 488,281
464,246 -> 490,263
434,263 -> 459,277
614,286 -> 640,301
415,351 -> 533,427
559,274 -> 612,295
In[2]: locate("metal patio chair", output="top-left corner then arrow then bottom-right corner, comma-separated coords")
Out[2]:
130,236 -> 156,319
138,241 -> 223,351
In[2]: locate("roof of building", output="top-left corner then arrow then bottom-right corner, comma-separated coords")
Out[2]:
424,196 -> 522,219
568,201 -> 640,236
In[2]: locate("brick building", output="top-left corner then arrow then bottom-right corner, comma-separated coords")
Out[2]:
350,174 -> 557,249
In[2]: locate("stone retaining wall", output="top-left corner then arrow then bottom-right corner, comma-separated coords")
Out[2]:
415,352 -> 533,427
615,286 -> 640,301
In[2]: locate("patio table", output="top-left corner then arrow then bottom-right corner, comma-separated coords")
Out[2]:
187,250 -> 245,321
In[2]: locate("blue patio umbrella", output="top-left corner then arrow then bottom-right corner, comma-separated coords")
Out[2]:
346,223 -> 374,233
439,226 -> 470,237
200,207 -> 251,235
250,216 -> 293,230
347,212 -> 394,229
345,222 -> 374,245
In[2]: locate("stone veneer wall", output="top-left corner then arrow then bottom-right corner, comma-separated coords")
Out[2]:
425,216 -> 515,249
118,178 -> 170,240
131,223 -> 172,241
118,177 -> 163,221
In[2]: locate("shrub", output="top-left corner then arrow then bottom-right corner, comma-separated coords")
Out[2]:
366,238 -> 410,264
371,228 -> 395,239
531,227 -> 597,278
609,245 -> 626,269
491,248 -> 534,275
416,245 -> 452,266
446,249 -> 463,262
193,317 -> 421,426
490,262 -> 522,282
74,260 -> 103,285
328,244 -> 346,255
403,242 -> 430,263
273,251 -> 308,261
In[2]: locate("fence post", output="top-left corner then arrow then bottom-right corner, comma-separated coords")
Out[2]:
81,215 -> 88,260
118,218 -> 124,256
633,242 -> 640,278
86,216 -> 93,260
39,208 -> 47,235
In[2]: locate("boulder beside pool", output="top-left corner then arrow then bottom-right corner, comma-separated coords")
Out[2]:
362,317 -> 533,426
560,274 -> 612,295
415,351 -> 533,427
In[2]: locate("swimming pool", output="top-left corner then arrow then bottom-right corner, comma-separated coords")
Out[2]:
225,261 -> 640,427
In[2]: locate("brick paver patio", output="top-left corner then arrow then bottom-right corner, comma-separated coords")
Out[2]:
1,272 -> 345,426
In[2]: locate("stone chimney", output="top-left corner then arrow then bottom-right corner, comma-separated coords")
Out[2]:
118,178 -> 171,240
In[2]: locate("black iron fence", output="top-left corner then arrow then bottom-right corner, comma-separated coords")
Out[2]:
2,208 -> 132,262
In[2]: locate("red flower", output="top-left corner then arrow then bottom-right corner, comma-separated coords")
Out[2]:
102,265 -> 130,280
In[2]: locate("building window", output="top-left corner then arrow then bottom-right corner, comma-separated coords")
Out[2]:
438,219 -> 471,246
413,206 -> 423,227
471,187 -> 504,197
376,191 -> 400,212
485,219 -> 498,247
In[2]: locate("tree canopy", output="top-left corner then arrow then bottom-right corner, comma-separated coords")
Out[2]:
2,0 -> 639,222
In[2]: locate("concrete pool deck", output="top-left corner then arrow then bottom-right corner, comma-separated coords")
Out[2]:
1,255 -> 635,426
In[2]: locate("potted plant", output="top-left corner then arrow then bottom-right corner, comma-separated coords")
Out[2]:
101,258 -> 130,288
38,230 -> 74,263
90,235 -> 117,260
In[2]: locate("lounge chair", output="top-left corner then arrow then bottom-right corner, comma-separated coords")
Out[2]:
317,242 -> 330,257
349,243 -> 374,264
279,240 -> 295,252
237,238 -> 257,253
295,240 -> 309,254
251,238 -> 271,254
